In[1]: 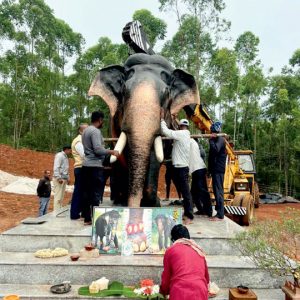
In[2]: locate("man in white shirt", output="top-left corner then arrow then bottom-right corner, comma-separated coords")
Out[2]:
70,123 -> 88,220
53,146 -> 72,211
189,139 -> 212,217
161,114 -> 194,224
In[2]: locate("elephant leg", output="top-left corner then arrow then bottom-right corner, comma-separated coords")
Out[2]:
158,229 -> 164,251
111,160 -> 129,206
99,236 -> 104,250
96,217 -> 107,250
95,234 -> 99,248
114,234 -> 119,249
141,149 -> 161,207
106,224 -> 112,246
164,227 -> 169,249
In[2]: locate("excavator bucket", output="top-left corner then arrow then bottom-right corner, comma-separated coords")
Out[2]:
122,20 -> 155,55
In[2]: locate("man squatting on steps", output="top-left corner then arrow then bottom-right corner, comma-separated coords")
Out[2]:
53,146 -> 72,211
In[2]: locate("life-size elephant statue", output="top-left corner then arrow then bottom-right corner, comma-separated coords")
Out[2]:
88,53 -> 199,208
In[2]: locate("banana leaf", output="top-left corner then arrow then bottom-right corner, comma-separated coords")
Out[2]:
78,281 -> 164,299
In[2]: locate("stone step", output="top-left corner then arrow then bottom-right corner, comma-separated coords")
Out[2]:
0,252 -> 283,288
0,207 -> 242,255
0,284 -> 285,300
0,230 -> 239,256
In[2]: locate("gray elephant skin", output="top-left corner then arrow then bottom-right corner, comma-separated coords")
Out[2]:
89,53 -> 199,208
95,210 -> 121,251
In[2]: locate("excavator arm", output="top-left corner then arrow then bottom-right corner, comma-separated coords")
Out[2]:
122,21 -> 155,55
185,104 -> 236,161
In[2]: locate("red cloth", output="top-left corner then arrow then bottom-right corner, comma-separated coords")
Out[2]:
160,243 -> 209,300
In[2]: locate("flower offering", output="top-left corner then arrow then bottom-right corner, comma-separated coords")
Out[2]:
133,278 -> 160,296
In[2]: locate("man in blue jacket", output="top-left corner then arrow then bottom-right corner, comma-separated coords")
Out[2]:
208,122 -> 226,221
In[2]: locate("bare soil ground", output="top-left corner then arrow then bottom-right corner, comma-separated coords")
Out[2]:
0,191 -> 71,232
0,144 -> 74,182
0,144 -> 299,233
254,203 -> 300,222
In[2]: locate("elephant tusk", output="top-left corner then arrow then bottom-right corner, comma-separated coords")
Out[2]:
154,136 -> 164,163
110,132 -> 127,163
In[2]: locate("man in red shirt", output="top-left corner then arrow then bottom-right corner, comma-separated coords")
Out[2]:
160,224 -> 210,300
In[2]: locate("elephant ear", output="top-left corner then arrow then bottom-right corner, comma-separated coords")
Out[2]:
169,69 -> 200,116
88,65 -> 125,117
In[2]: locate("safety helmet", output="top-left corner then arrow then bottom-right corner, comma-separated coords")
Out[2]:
179,119 -> 190,127
210,121 -> 222,133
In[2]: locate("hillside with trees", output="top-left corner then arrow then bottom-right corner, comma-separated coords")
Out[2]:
0,0 -> 299,197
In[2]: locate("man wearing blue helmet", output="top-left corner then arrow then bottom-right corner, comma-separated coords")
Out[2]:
208,121 -> 226,221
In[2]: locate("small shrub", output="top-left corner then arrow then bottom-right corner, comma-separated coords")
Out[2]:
235,208 -> 300,287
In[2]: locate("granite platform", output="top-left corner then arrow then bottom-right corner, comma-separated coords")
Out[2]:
0,199 -> 285,299
1,200 -> 243,255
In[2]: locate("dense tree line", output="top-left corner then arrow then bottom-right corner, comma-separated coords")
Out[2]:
0,0 -> 299,197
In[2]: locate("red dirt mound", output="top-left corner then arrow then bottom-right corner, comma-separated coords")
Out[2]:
0,144 -> 178,232
0,144 -> 75,183
0,191 -> 71,232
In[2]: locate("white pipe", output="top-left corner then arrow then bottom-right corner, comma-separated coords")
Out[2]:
110,132 -> 127,163
154,136 -> 164,163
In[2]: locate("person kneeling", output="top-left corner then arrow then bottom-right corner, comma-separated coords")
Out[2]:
160,224 -> 210,300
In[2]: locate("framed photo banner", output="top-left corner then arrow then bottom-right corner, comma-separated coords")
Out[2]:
92,207 -> 182,255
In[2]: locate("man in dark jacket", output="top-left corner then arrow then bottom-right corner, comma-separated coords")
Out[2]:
208,122 -> 226,220
37,170 -> 52,216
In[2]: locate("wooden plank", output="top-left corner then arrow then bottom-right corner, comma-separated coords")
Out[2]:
103,133 -> 227,142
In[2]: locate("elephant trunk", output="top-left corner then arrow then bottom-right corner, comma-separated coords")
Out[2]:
124,82 -> 161,207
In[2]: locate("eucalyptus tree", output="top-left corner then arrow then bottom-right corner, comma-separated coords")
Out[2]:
233,31 -> 266,149
162,15 -> 214,80
160,0 -> 230,84
69,37 -> 128,136
208,47 -> 238,119
250,49 -> 300,196
0,0 -> 83,150
132,9 -> 167,48
69,9 -> 167,135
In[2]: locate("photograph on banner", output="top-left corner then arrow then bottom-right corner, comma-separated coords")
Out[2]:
92,207 -> 124,254
151,207 -> 180,253
91,207 -> 182,255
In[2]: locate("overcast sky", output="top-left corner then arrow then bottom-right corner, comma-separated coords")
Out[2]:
45,0 -> 300,74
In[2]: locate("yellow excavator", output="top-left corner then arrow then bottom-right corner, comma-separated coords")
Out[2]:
123,21 -> 259,225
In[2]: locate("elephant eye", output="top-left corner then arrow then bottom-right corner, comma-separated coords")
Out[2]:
161,88 -> 170,107
160,71 -> 172,85
125,69 -> 135,80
